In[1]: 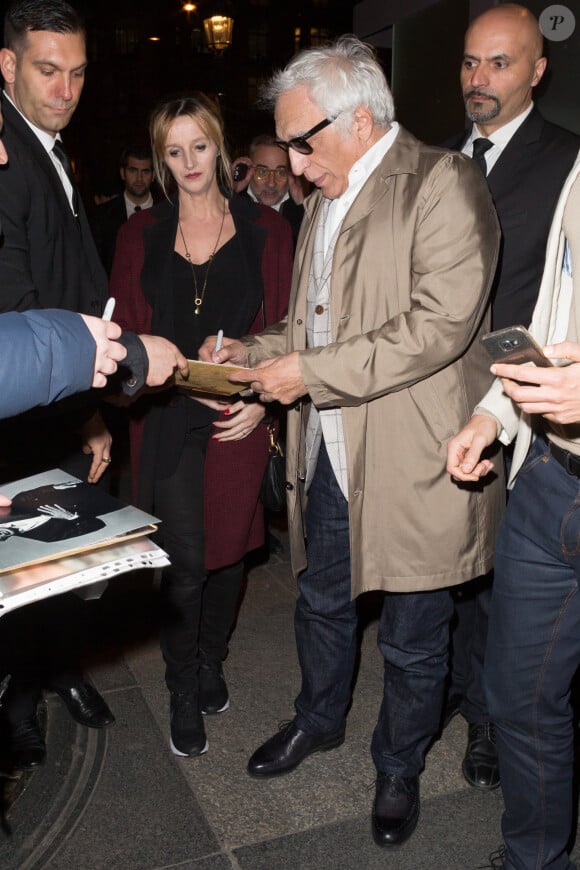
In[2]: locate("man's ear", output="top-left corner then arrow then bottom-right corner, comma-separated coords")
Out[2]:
353,105 -> 373,141
0,48 -> 17,85
532,56 -> 547,88
119,167 -> 126,182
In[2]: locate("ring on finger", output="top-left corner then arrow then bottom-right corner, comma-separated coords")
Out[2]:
102,456 -> 112,464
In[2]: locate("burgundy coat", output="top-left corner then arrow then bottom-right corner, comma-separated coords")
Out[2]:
111,195 -> 293,569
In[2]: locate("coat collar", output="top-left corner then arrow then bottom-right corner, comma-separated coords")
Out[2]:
302,125 -> 421,240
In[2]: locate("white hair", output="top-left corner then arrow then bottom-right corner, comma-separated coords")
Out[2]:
261,34 -> 395,134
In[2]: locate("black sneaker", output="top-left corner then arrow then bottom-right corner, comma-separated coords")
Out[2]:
169,692 -> 208,757
200,662 -> 229,715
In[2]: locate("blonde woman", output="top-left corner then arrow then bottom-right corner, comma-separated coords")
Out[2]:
111,93 -> 292,757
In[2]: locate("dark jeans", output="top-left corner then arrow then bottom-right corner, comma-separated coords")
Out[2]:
154,427 -> 244,695
485,437 -> 580,870
294,442 -> 453,777
449,572 -> 492,723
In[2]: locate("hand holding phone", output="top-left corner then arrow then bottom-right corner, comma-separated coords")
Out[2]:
233,162 -> 249,182
480,325 -> 552,368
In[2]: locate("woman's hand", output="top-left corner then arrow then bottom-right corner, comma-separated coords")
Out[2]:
187,395 -> 235,412
211,399 -> 266,442
81,410 -> 113,484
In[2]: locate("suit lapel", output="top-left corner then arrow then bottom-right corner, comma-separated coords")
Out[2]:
486,107 -> 543,191
2,98 -> 80,231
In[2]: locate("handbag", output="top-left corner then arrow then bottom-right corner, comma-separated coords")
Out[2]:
260,422 -> 286,513
257,299 -> 287,512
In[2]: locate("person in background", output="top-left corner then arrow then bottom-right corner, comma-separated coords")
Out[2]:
233,134 -> 305,244
92,143 -> 156,276
111,92 -> 293,759
442,3 -> 579,793
199,36 -> 502,848
0,0 -> 187,771
447,151 -> 580,870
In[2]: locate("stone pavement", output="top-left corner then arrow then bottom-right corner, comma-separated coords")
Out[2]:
1,533 -> 578,870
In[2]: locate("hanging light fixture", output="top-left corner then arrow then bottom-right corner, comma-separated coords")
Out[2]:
203,3 -> 234,54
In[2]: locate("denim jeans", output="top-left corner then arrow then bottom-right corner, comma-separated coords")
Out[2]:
485,436 -> 580,870
294,441 -> 453,777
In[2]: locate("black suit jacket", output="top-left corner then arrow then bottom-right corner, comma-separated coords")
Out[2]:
91,195 -> 129,277
0,96 -> 109,474
237,191 -> 304,248
448,107 -> 579,329
0,95 -> 108,315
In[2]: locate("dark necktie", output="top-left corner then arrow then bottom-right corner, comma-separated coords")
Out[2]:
134,205 -> 141,212
471,137 -> 493,177
52,139 -> 79,215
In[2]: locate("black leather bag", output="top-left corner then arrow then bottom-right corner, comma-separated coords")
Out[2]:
260,424 -> 286,513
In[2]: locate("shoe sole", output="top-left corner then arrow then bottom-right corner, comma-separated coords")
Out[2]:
201,698 -> 230,715
247,732 -> 345,779
170,737 -> 209,758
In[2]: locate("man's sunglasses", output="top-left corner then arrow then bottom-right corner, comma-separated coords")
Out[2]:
275,116 -> 337,155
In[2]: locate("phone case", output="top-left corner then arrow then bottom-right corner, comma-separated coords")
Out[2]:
480,326 -> 551,367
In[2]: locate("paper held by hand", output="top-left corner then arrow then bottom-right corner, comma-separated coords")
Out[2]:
174,359 -> 252,396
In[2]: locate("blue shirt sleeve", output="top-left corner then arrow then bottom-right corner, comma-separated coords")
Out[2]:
0,310 -> 95,419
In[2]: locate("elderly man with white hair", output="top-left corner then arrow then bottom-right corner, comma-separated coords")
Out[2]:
200,35 -> 502,847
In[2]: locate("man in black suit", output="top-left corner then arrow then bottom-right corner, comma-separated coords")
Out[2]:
0,0 -> 186,771
443,3 -> 579,792
92,144 -> 155,276
232,134 -> 305,245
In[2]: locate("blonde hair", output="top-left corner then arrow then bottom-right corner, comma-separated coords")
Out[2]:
149,92 -> 233,198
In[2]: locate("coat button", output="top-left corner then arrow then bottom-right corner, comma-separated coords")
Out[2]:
296,318 -> 303,325
285,482 -> 294,491
315,304 -> 324,315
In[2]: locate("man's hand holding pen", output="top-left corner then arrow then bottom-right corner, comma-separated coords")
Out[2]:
198,335 -> 306,405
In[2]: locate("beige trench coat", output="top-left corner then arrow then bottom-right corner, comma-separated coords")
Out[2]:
246,127 -> 504,596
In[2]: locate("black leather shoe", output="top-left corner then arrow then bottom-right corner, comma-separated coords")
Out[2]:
463,722 -> 500,790
6,714 -> 46,770
372,774 -> 420,847
247,719 -> 345,778
51,680 -> 115,729
200,662 -> 229,715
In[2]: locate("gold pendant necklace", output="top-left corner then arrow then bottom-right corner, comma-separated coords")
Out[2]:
178,197 -> 227,315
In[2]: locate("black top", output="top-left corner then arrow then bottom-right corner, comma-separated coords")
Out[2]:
172,234 -> 253,358
156,231 -> 261,465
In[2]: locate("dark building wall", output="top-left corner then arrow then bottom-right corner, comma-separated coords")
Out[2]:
521,0 -> 579,134
359,0 -> 579,142
391,0 -> 469,143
